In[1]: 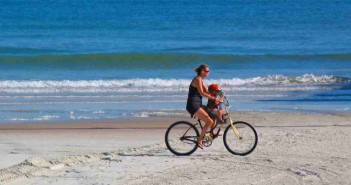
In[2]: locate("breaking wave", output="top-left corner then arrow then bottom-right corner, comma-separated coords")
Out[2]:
0,74 -> 349,93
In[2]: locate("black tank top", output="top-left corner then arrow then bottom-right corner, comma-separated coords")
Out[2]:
187,84 -> 202,103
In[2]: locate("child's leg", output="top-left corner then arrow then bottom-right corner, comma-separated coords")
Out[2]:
217,110 -> 223,121
210,109 -> 220,137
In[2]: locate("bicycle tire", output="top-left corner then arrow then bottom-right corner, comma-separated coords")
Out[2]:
165,121 -> 199,156
223,121 -> 258,156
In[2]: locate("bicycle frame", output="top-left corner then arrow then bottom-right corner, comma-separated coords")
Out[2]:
179,125 -> 199,144
165,97 -> 257,155
194,99 -> 243,140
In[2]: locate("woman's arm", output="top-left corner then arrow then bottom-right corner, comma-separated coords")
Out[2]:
202,80 -> 209,93
202,81 -> 209,93
195,77 -> 216,100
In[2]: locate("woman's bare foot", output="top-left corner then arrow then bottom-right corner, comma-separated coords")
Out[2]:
197,137 -> 204,149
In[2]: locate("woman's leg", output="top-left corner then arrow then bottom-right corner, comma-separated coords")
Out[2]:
194,108 -> 214,148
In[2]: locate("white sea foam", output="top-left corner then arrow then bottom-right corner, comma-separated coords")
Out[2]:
6,115 -> 59,122
133,111 -> 188,118
33,115 -> 59,121
0,74 -> 348,93
6,118 -> 30,121
92,110 -> 105,114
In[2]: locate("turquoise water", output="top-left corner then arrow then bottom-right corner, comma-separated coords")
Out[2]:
0,1 -> 350,123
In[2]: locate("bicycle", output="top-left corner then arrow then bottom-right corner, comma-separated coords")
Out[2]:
165,98 -> 258,156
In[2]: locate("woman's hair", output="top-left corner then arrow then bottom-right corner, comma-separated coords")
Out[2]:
194,64 -> 209,76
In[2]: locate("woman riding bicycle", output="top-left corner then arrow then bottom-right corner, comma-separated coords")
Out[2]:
186,64 -> 221,149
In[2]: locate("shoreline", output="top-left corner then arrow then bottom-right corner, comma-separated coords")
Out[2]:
0,111 -> 350,130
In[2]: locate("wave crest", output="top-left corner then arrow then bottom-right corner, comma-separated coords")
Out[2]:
0,74 -> 349,93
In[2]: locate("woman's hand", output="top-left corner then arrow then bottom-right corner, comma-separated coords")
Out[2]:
214,97 -> 221,103
214,96 -> 224,103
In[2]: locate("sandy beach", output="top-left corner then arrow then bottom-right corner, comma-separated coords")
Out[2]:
1,0 -> 351,184
0,112 -> 350,185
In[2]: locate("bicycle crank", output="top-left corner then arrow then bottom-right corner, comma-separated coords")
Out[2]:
203,135 -> 213,147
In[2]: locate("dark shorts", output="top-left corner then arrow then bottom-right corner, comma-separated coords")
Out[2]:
186,101 -> 201,118
186,101 -> 217,119
203,106 -> 218,119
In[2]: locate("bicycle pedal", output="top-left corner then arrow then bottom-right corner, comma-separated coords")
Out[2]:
203,135 -> 213,142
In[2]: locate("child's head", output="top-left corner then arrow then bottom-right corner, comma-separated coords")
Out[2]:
208,84 -> 221,96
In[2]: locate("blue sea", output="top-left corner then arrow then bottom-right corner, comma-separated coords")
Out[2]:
0,0 -> 350,123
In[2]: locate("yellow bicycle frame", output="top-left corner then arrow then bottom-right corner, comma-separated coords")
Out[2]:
228,115 -> 242,140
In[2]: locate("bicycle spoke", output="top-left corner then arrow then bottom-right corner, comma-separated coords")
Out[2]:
165,122 -> 199,155
224,122 -> 257,155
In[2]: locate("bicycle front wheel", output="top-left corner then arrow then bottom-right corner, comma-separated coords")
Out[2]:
165,121 -> 199,156
223,121 -> 258,156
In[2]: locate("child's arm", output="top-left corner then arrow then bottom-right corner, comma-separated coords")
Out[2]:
219,92 -> 225,101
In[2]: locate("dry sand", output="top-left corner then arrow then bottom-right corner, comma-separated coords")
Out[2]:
0,112 -> 350,185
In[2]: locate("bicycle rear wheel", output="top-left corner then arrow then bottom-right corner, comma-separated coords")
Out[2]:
223,121 -> 258,156
165,121 -> 199,156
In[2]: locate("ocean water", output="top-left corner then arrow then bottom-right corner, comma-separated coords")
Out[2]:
0,0 -> 351,123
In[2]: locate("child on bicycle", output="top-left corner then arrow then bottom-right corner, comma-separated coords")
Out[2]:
207,84 -> 226,124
